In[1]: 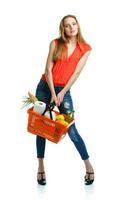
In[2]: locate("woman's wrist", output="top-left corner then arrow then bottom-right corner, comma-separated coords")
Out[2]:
62,87 -> 68,95
51,91 -> 56,97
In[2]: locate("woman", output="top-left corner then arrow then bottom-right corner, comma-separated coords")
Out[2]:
36,14 -> 94,185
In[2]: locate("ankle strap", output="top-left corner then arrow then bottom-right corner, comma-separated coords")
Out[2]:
86,172 -> 94,174
38,172 -> 45,174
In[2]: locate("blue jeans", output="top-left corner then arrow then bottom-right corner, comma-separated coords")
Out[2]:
35,79 -> 89,160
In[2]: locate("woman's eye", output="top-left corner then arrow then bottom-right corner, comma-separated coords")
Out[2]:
64,22 -> 77,28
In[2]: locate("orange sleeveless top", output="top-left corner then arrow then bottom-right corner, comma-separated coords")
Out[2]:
41,40 -> 92,86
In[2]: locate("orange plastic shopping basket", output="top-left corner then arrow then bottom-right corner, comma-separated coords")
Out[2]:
27,103 -> 74,143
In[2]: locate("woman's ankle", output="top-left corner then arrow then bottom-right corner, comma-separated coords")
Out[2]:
84,159 -> 94,172
38,158 -> 45,172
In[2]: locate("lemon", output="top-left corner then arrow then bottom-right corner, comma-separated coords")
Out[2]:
55,114 -> 65,121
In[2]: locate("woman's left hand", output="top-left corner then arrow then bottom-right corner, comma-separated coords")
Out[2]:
56,90 -> 65,106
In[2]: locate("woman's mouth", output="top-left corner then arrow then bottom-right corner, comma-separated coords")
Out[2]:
70,30 -> 75,33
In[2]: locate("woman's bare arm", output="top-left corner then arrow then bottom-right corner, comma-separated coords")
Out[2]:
44,40 -> 58,103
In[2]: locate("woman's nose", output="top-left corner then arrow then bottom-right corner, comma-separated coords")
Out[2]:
69,25 -> 73,30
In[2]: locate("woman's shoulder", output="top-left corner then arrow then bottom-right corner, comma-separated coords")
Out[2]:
78,41 -> 92,54
48,39 -> 59,51
50,38 -> 59,46
48,39 -> 57,51
81,42 -> 92,51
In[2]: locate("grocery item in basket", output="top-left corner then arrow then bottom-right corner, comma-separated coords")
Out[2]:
33,101 -> 46,114
44,111 -> 56,121
56,120 -> 69,126
55,114 -> 69,126
55,114 -> 65,121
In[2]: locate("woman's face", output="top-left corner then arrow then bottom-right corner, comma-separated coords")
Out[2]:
63,17 -> 78,37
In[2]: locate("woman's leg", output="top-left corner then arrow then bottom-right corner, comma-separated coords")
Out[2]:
36,136 -> 46,174
58,91 -> 89,160
68,123 -> 89,160
35,80 -> 51,183
68,124 -> 94,182
58,90 -> 94,183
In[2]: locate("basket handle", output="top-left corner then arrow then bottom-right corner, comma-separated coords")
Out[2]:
48,101 -> 55,110
42,102 -> 55,120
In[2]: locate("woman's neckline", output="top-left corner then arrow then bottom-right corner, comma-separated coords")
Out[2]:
66,42 -> 78,59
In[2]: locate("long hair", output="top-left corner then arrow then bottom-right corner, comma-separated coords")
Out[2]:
53,14 -> 86,62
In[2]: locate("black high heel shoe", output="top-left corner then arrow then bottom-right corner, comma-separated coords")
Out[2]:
37,172 -> 46,185
85,172 -> 94,185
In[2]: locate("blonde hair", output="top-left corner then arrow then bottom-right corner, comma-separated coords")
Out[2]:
53,14 -> 86,62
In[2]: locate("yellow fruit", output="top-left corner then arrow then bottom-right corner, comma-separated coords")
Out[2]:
56,120 -> 69,126
55,114 -> 65,121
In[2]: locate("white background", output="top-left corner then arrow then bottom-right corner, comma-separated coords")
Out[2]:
0,0 -> 121,199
